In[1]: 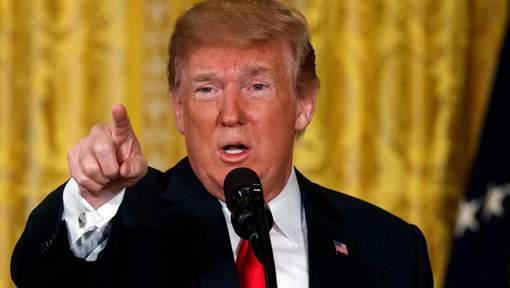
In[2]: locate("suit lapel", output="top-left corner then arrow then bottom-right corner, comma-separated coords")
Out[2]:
297,170 -> 366,288
161,159 -> 240,288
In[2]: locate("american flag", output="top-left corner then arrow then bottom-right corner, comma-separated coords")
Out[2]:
445,21 -> 510,288
334,240 -> 348,256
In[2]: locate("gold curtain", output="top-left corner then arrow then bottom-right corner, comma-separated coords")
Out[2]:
0,0 -> 507,286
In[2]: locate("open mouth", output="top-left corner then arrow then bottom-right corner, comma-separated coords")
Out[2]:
223,144 -> 248,155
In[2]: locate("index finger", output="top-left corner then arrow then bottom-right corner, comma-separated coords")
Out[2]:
111,104 -> 132,138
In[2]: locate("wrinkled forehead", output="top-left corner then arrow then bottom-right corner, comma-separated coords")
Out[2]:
175,39 -> 298,86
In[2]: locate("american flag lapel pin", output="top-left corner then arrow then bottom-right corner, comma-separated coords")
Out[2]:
333,240 -> 349,256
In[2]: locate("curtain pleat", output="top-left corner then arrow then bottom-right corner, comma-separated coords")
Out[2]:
0,0 -> 507,286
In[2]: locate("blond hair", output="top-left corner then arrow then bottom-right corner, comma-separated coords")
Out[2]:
167,0 -> 319,95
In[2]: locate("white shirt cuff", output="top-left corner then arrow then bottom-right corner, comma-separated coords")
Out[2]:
62,178 -> 125,258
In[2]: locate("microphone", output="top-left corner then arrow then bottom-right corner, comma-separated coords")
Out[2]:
223,167 -> 273,242
224,168 -> 278,288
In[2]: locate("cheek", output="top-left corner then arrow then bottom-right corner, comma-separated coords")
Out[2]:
256,103 -> 297,143
276,98 -> 298,127
184,101 -> 217,129
183,102 -> 219,153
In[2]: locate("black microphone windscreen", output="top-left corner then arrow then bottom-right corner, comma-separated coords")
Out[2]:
224,167 -> 260,207
223,167 -> 274,243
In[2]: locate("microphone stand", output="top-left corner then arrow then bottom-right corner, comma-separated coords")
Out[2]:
251,210 -> 277,288
223,167 -> 277,287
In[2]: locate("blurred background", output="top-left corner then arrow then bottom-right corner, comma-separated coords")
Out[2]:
0,0 -> 508,287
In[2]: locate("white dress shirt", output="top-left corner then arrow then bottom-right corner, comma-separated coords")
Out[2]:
220,169 -> 309,288
62,169 -> 309,287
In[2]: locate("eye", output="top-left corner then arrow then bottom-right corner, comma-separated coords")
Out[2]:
252,83 -> 266,91
193,85 -> 219,101
197,86 -> 213,93
246,81 -> 272,99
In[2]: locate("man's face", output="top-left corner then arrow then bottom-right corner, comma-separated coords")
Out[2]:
171,40 -> 315,201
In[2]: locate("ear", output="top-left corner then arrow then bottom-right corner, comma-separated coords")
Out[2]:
295,81 -> 318,132
169,89 -> 185,135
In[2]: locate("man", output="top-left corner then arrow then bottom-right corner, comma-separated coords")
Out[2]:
11,0 -> 433,287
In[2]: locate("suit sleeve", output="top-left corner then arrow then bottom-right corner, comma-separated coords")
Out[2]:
10,182 -> 99,287
11,167 -> 171,287
410,224 -> 433,288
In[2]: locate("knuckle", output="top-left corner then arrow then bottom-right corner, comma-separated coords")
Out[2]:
77,137 -> 92,150
75,174 -> 90,187
90,123 -> 106,134
89,184 -> 103,193
82,161 -> 100,176
95,143 -> 114,157
67,145 -> 81,161
76,176 -> 103,193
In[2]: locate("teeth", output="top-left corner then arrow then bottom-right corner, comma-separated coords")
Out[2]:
224,149 -> 243,155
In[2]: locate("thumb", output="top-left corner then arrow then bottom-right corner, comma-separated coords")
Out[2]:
119,155 -> 147,179
111,104 -> 133,138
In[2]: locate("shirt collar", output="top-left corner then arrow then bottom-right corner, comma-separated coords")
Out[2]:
267,168 -> 303,246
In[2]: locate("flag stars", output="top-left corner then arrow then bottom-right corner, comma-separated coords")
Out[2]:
454,184 -> 510,238
454,199 -> 480,237
482,184 -> 510,220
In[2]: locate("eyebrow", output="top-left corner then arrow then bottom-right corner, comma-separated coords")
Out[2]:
192,73 -> 216,82
190,66 -> 274,82
244,66 -> 273,78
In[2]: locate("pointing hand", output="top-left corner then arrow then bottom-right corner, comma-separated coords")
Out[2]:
67,104 -> 148,208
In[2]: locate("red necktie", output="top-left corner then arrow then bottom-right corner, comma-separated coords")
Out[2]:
236,239 -> 266,288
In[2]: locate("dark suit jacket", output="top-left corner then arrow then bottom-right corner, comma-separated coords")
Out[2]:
12,158 -> 433,287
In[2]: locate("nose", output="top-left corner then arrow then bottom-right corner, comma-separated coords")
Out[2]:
218,87 -> 246,127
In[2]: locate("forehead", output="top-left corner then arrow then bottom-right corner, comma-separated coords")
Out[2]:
181,40 -> 296,80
